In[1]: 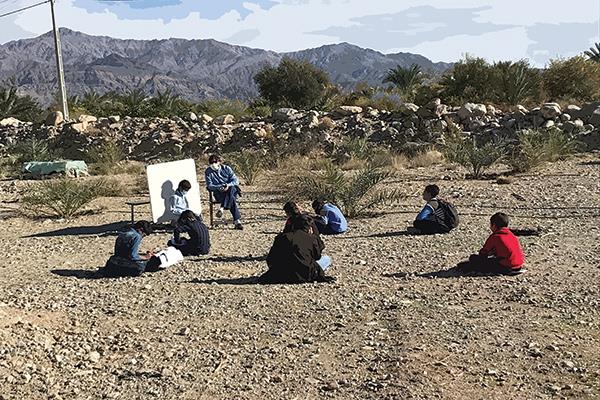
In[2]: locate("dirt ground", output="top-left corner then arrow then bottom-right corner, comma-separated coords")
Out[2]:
0,155 -> 599,400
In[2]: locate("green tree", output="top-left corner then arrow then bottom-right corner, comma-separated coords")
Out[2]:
440,56 -> 493,104
121,88 -> 149,116
383,64 -> 424,97
254,58 -> 331,110
542,56 -> 600,102
584,42 -> 600,63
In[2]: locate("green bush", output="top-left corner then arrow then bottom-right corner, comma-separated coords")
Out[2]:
443,127 -> 507,179
542,56 -> 600,101
21,178 -> 115,219
383,64 -> 424,100
254,58 -> 331,110
292,162 -> 401,217
508,128 -> 579,172
86,140 -> 125,175
491,60 -> 541,105
440,56 -> 493,104
196,98 -> 249,119
228,150 -> 265,185
0,86 -> 43,122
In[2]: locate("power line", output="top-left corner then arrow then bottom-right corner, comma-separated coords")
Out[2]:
0,0 -> 49,19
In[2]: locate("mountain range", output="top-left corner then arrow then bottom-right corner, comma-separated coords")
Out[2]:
0,29 -> 452,105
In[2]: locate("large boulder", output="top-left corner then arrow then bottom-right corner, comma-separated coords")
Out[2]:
333,106 -> 363,117
78,114 -> 97,124
45,111 -> 64,126
458,103 -> 487,120
69,122 -> 88,133
200,114 -> 213,123
540,103 -> 562,119
213,114 -> 235,125
272,108 -> 300,122
0,117 -> 22,127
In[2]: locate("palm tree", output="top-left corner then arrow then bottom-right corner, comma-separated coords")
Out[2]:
121,88 -> 148,117
383,64 -> 424,94
584,42 -> 600,63
0,86 -> 42,122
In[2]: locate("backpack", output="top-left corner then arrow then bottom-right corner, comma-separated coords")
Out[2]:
432,199 -> 459,232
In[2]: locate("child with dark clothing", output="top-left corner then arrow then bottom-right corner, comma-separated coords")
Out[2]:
458,212 -> 525,275
168,210 -> 210,256
411,184 -> 447,234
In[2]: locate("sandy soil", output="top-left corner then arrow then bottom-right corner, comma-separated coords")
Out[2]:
0,155 -> 599,400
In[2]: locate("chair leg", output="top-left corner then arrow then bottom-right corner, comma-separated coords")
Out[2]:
209,200 -> 214,228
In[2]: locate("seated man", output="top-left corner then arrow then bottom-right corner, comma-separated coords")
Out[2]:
260,215 -> 334,284
169,180 -> 191,223
282,201 -> 330,267
457,212 -> 525,275
168,210 -> 210,256
102,221 -> 155,277
411,184 -> 447,234
205,154 -> 243,230
311,199 -> 347,235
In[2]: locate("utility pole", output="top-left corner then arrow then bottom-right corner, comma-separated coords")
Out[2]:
49,0 -> 69,120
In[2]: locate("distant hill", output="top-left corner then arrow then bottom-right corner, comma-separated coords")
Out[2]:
0,29 -> 452,105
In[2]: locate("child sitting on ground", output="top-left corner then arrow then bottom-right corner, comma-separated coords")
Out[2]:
409,184 -> 458,234
457,212 -> 525,275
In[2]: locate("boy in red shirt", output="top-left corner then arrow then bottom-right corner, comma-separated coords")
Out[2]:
458,212 -> 525,275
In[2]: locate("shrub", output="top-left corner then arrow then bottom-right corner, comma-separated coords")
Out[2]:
440,56 -> 493,104
292,162 -> 401,217
0,85 -> 43,122
254,58 -> 331,110
383,64 -> 424,100
491,60 -> 541,105
585,43 -> 600,63
443,128 -> 506,179
21,178 -> 115,219
409,149 -> 445,168
86,141 -> 125,175
508,128 -> 579,172
228,150 -> 265,185
542,56 -> 600,102
196,98 -> 249,119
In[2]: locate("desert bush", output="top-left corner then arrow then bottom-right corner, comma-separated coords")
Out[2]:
228,150 -> 266,185
508,128 -> 579,172
440,56 -> 493,104
585,42 -> 600,63
9,138 -> 57,169
383,64 -> 424,100
196,98 -> 249,119
254,58 -> 331,110
292,162 -> 401,217
443,128 -> 506,179
491,60 -> 541,105
542,56 -> 600,102
21,178 -> 116,219
86,140 -> 125,175
247,98 -> 272,118
409,149 -> 445,168
0,85 -> 43,122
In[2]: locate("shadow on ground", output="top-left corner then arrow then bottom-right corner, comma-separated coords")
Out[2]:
25,221 -> 129,238
190,276 -> 259,285
205,255 -> 267,263
51,269 -> 103,279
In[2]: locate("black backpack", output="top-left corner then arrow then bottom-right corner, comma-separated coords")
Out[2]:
432,199 -> 459,232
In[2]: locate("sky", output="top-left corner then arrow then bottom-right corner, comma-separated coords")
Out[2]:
0,0 -> 599,66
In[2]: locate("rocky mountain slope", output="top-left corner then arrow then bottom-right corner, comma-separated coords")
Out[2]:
0,29 -> 451,105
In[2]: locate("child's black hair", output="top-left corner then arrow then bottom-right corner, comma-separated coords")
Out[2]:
424,184 -> 440,198
178,180 -> 192,191
490,212 -> 510,228
133,220 -> 153,235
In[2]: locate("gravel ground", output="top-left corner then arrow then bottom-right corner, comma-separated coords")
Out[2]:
0,155 -> 599,400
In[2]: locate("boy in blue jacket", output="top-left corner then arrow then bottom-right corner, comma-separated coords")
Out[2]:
311,199 -> 348,235
205,154 -> 243,230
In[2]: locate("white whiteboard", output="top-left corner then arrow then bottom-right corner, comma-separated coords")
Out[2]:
146,159 -> 202,223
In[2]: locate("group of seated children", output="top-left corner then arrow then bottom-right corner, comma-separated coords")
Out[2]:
103,159 -> 525,281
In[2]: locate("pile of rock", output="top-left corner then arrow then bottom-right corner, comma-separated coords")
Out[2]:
1,100 -> 599,162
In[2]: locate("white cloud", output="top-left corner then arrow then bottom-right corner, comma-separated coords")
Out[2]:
2,0 -> 599,65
